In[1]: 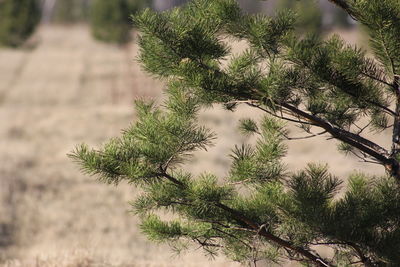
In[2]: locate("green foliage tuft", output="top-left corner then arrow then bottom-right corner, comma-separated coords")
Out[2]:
238,118 -> 259,135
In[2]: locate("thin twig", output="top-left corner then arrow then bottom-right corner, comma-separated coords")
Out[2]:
283,130 -> 327,140
245,102 -> 317,126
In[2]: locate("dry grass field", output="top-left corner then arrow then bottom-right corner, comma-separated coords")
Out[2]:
0,25 -> 391,266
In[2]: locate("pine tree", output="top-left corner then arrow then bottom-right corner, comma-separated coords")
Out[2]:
0,0 -> 41,47
89,0 -> 149,44
52,0 -> 90,24
71,0 -> 400,266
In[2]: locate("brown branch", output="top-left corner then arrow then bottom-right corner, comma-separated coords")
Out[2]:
228,98 -> 393,176
193,53 -> 392,169
348,150 -> 381,165
280,103 -> 391,165
256,226 -> 331,267
193,237 -> 222,248
192,50 -> 396,179
213,204 -> 333,266
161,172 -> 334,267
354,121 -> 372,135
360,70 -> 393,88
223,93 -> 392,172
213,227 -> 253,249
204,220 -> 257,233
245,102 -> 317,126
311,241 -> 378,266
283,130 -> 327,141
162,172 -> 186,187
367,100 -> 396,117
346,242 -> 377,267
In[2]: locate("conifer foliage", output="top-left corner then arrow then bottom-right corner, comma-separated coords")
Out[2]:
0,0 -> 41,47
71,0 -> 400,266
90,0 -> 148,44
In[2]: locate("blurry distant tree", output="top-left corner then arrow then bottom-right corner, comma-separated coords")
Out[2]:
127,0 -> 152,13
152,0 -> 188,11
0,0 -> 41,47
72,0 -> 400,266
278,0 -> 322,33
90,0 -> 149,44
52,0 -> 90,24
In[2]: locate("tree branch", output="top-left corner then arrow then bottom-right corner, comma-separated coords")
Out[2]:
160,171 -> 334,267
346,242 -> 378,267
192,51 -> 396,179
213,227 -> 253,249
246,102 -> 317,126
283,130 -> 327,141
360,69 -> 393,88
292,59 -> 397,117
280,102 -> 391,165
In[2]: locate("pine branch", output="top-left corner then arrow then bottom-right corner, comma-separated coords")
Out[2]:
72,2 -> 400,266
160,171 -> 334,267
360,69 -> 393,88
162,171 -> 186,187
282,130 -> 327,141
346,242 -> 378,267
192,237 -> 222,248
226,95 -> 392,173
289,52 -> 397,117
311,241 -> 378,266
377,29 -> 396,76
213,227 -> 253,249
280,102 -> 391,165
246,102 -> 317,126
348,150 -> 381,165
187,53 -> 393,174
354,121 -> 372,135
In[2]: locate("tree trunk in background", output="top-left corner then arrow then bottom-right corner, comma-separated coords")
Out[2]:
41,0 -> 56,23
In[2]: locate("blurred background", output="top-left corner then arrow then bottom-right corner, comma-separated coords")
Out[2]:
0,0 -> 387,266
